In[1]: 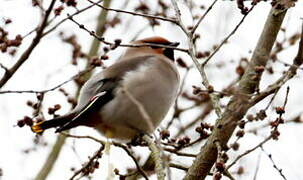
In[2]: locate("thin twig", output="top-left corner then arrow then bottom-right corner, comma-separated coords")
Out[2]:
171,0 -> 223,117
174,101 -> 213,138
250,22 -> 303,105
67,14 -> 188,52
87,0 -> 177,24
0,0 -> 57,88
70,146 -> 104,180
264,89 -> 279,110
191,0 -> 219,34
0,68 -> 92,94
122,87 -> 154,133
163,148 -> 197,158
226,135 -> 272,169
42,0 -> 104,36
261,147 -> 287,180
0,63 -> 9,72
62,133 -> 149,180
253,153 -> 262,180
169,163 -> 188,171
248,113 -> 303,133
142,135 -> 165,180
112,143 -> 149,180
202,5 -> 255,67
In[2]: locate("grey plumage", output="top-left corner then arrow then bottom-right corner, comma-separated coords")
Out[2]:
32,36 -> 180,140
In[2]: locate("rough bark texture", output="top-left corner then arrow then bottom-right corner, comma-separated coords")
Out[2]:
184,7 -> 287,180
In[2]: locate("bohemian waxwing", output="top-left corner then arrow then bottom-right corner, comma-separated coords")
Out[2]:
31,36 -> 180,140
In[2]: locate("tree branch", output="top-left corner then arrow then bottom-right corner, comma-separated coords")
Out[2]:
0,0 -> 57,88
250,21 -> 303,105
184,6 -> 288,180
170,0 -> 223,117
142,135 -> 165,180
226,135 -> 272,169
70,145 -> 104,180
191,0 -> 219,35
0,68 -> 92,94
42,0 -> 104,37
87,0 -> 178,24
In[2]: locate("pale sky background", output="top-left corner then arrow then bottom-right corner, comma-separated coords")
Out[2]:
0,0 -> 303,180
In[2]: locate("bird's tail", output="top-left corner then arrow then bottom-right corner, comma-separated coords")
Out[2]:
31,114 -> 74,134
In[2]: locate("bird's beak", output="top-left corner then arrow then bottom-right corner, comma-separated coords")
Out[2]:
169,42 -> 180,47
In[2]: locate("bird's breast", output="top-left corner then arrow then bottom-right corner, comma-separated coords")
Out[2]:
97,58 -> 179,139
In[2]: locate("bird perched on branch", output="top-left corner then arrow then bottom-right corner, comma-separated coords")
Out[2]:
32,36 -> 180,140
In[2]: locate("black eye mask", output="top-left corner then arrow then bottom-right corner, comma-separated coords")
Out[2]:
150,42 -> 179,61
163,48 -> 175,61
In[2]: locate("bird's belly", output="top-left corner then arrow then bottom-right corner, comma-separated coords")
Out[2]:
95,123 -> 138,140
95,61 -> 179,140
97,84 -> 176,140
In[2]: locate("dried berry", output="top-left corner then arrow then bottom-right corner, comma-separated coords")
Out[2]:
221,152 -> 229,162
32,103 -> 39,109
207,85 -> 214,93
26,100 -> 33,107
213,172 -> 222,180
196,51 -> 205,59
236,65 -> 245,76
192,85 -> 202,95
256,110 -> 267,120
103,46 -> 109,52
176,58 -> 187,68
114,168 -> 119,175
48,107 -> 55,115
17,120 -> 25,127
135,3 -> 149,12
160,129 -> 170,140
275,107 -> 285,115
54,6 -> 64,16
236,130 -> 245,137
67,97 -> 77,106
5,19 -> 12,24
271,129 -> 280,140
195,127 -> 209,138
54,104 -> 61,110
246,114 -> 254,121
237,166 -> 244,175
215,161 -> 225,173
66,0 -> 77,7
238,120 -> 245,129
204,51 -> 210,57
114,39 -> 122,45
23,116 -> 33,126
255,65 -> 265,73
100,55 -> 109,60
36,93 -> 43,100
177,136 -> 190,146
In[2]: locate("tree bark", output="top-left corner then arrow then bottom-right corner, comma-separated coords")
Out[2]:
184,7 -> 287,180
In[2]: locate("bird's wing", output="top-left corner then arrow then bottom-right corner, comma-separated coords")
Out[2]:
55,79 -> 116,132
31,79 -> 117,133
32,55 -> 156,134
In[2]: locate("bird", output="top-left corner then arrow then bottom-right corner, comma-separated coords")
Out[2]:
31,36 -> 180,140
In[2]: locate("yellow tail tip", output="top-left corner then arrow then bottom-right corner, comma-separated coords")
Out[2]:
31,121 -> 44,133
